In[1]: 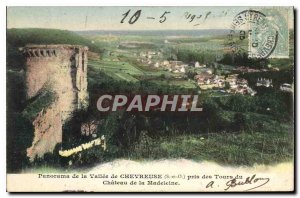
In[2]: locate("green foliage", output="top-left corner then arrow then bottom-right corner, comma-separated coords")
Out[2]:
233,112 -> 246,131
22,90 -> 56,121
7,69 -> 26,112
7,28 -> 104,69
240,68 -> 294,89
7,113 -> 34,173
97,111 -> 123,156
127,127 -> 293,166
30,144 -> 63,170
76,147 -> 107,166
84,56 -> 294,166
213,91 -> 293,121
7,28 -> 102,52
224,81 -> 230,89
219,52 -> 269,68
186,69 -> 197,79
176,49 -> 216,64
7,28 -> 294,170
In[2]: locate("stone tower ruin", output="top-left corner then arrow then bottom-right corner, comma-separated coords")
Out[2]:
21,45 -> 89,161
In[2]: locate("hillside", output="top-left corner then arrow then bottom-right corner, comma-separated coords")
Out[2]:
7,28 -> 102,69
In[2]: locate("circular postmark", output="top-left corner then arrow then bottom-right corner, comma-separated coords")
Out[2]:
227,9 -> 278,59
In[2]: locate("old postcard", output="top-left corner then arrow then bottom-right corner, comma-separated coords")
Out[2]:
6,6 -> 294,192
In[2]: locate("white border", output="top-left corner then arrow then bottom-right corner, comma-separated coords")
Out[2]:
1,0 -> 298,6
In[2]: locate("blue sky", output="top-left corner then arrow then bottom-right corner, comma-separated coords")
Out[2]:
7,7 -> 293,31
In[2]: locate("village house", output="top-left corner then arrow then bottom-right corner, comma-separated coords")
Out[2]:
272,67 -> 280,71
195,61 -> 206,68
139,52 -> 147,57
280,83 -> 293,92
156,60 -> 188,73
225,74 -> 239,89
237,78 -> 248,88
179,67 -> 186,73
256,78 -> 273,87
162,60 -> 169,66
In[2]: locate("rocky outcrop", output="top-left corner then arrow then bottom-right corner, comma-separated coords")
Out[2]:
21,45 -> 89,161
26,103 -> 62,159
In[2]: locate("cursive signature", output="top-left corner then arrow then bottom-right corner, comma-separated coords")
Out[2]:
224,174 -> 270,191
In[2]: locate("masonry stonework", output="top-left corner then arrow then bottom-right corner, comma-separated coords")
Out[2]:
21,45 -> 89,161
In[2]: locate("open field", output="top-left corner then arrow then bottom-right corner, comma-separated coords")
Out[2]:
88,56 -> 196,89
149,79 -> 197,89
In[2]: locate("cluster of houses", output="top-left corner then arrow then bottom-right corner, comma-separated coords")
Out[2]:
139,51 -> 162,59
138,51 -> 163,66
139,57 -> 189,74
161,60 -> 188,73
161,61 -> 207,73
138,51 -> 210,74
194,72 -> 256,96
136,51 -> 289,96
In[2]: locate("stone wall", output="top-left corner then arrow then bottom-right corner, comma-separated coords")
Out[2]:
21,45 -> 89,161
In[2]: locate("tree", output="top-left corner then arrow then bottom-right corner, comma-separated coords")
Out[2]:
224,82 -> 230,90
186,70 -> 197,79
233,112 -> 246,131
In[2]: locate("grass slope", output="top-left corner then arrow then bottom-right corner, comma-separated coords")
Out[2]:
7,28 -> 102,52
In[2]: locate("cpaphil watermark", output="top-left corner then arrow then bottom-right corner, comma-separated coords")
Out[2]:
96,94 -> 203,112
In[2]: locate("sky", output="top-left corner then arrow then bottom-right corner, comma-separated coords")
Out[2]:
7,6 -> 294,31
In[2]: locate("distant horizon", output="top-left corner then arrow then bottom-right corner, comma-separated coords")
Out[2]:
7,28 -> 231,37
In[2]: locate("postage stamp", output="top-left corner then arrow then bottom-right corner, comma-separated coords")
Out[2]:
227,8 -> 290,59
6,6 -> 294,192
